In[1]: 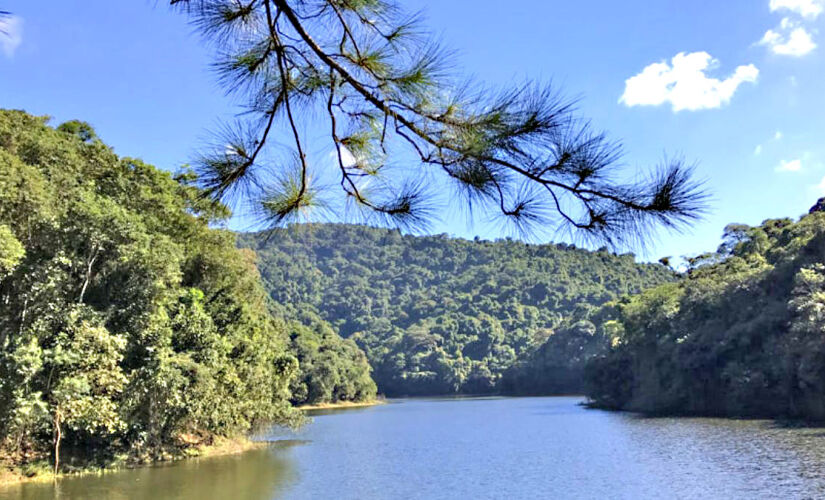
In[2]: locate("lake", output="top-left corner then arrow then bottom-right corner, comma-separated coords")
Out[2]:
3,396 -> 825,499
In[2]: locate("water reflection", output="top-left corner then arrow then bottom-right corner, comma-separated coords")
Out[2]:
0,446 -> 295,500
273,397 -> 825,499
5,398 -> 825,499
616,414 -> 825,498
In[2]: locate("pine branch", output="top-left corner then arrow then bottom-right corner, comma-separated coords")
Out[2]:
170,0 -> 707,246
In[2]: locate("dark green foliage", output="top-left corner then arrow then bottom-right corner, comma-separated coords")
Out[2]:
286,319 -> 376,406
239,224 -> 675,396
0,110 -> 335,469
500,311 -> 621,395
584,213 -> 825,419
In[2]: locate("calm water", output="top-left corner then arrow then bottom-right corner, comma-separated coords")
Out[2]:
3,396 -> 825,499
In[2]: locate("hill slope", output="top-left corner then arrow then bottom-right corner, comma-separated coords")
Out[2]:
584,211 -> 825,419
240,225 -> 675,396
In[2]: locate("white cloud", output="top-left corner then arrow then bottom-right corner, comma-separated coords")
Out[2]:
620,52 -> 759,112
0,15 -> 22,57
754,131 -> 784,156
816,175 -> 825,193
328,146 -> 357,168
760,18 -> 817,56
776,158 -> 803,172
770,0 -> 824,18
339,146 -> 357,167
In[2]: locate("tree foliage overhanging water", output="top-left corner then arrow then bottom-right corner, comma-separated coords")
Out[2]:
584,210 -> 825,419
0,110 -> 375,471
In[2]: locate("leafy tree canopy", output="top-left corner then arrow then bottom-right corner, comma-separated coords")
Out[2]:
0,109 -> 374,471
240,224 -> 675,396
584,211 -> 825,419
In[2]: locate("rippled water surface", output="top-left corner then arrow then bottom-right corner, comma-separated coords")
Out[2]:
3,396 -> 825,499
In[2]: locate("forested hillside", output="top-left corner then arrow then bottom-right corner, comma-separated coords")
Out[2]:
584,210 -> 825,419
240,225 -> 675,396
0,110 -> 374,472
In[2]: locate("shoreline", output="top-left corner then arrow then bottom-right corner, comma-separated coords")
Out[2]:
0,399 -> 386,488
0,436 -> 269,488
0,396 -> 574,487
297,398 -> 386,411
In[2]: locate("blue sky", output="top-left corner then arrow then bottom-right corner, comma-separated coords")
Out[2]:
2,0 -> 824,261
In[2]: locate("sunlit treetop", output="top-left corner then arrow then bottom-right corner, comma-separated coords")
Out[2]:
170,0 -> 707,247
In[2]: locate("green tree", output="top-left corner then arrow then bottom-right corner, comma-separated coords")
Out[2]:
584,210 -> 825,419
0,224 -> 23,278
0,109 -> 325,471
46,309 -> 127,474
287,319 -> 377,406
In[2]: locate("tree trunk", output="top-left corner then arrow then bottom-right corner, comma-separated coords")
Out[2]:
18,297 -> 28,334
53,406 -> 61,477
78,245 -> 100,303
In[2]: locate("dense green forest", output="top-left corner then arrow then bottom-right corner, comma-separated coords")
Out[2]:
0,110 -> 374,472
584,209 -> 825,419
499,308 -> 621,396
239,226 -> 675,396
7,103 -> 824,476
285,319 -> 376,406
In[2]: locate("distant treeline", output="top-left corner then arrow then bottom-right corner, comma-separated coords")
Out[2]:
0,110 -> 374,470
239,225 -> 675,396
243,205 -> 825,420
